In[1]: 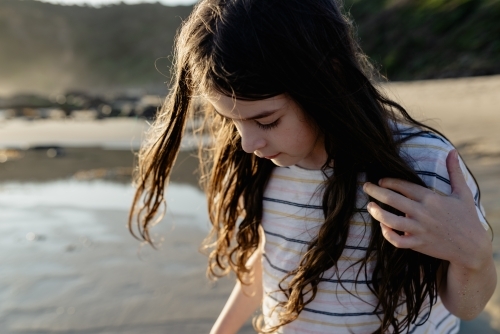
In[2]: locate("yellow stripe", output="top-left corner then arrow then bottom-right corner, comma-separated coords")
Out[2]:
350,220 -> 370,227
264,208 -> 369,227
428,186 -> 447,196
267,240 -> 303,255
264,208 -> 324,222
266,240 -> 375,262
274,174 -> 323,184
263,266 -> 284,282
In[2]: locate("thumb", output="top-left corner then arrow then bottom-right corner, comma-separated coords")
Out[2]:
446,149 -> 468,197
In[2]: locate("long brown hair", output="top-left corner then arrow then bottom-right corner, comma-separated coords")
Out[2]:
129,0 -> 482,332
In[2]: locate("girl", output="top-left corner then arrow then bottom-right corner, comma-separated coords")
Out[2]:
129,0 -> 496,333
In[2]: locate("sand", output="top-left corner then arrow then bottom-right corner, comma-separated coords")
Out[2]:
0,75 -> 499,333
0,181 -> 254,333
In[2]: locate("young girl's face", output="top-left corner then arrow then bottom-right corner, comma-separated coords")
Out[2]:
206,93 -> 326,170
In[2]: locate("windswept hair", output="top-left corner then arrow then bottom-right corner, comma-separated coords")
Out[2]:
129,0 -> 482,332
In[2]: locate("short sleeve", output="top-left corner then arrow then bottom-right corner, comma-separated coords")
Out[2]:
398,131 -> 488,230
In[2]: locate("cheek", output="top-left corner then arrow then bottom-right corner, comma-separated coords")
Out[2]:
295,122 -> 317,145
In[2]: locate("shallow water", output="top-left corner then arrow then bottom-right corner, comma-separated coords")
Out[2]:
0,180 -> 208,226
0,179 -> 223,333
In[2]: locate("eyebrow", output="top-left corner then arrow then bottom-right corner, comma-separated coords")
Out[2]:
214,109 -> 279,121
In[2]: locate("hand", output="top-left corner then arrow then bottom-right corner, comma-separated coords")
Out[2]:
362,150 -> 490,270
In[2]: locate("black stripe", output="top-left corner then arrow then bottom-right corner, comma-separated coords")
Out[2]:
398,131 -> 448,145
264,197 -> 369,214
266,293 -> 281,303
435,312 -> 452,329
264,230 -> 308,245
263,197 -> 322,210
344,244 -> 369,251
302,307 -> 382,317
415,171 -> 451,185
263,253 -> 290,274
320,277 -> 373,284
354,208 -> 369,213
263,254 -> 373,284
408,310 -> 431,333
264,229 -> 368,251
266,293 -> 382,317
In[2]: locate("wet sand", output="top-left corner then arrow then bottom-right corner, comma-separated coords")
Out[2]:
0,181 -> 253,334
0,75 -> 499,333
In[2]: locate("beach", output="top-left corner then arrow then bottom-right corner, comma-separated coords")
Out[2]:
0,75 -> 499,333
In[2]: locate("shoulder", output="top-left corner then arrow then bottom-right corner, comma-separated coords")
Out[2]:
392,122 -> 453,156
391,122 -> 488,228
391,122 -> 454,174
391,121 -> 457,194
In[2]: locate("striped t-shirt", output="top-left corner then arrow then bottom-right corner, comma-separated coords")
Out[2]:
260,126 -> 488,333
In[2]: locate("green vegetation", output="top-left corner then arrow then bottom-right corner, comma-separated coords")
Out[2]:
0,0 -> 498,94
345,0 -> 500,80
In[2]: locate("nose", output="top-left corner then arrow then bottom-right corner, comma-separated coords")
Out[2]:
237,123 -> 266,154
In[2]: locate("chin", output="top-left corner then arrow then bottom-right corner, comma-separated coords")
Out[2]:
271,161 -> 290,167
270,157 -> 294,167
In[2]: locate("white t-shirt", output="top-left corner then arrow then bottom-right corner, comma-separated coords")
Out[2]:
260,126 -> 487,333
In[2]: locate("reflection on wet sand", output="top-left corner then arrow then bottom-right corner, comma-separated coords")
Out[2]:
0,145 -> 246,333
0,147 -> 199,187
0,180 -> 249,334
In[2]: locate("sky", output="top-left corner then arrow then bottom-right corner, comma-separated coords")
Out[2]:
35,0 -> 197,6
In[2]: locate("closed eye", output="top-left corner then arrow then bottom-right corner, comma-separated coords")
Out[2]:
256,119 -> 280,130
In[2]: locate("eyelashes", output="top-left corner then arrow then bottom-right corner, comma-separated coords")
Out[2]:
256,119 -> 280,130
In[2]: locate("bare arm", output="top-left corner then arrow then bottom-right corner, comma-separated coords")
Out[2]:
438,241 -> 496,319
210,246 -> 263,334
363,150 -> 496,319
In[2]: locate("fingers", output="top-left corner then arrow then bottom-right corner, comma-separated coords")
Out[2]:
446,149 -> 468,199
366,202 -> 412,232
363,182 -> 420,215
379,222 -> 414,249
367,202 -> 416,249
376,178 -> 429,202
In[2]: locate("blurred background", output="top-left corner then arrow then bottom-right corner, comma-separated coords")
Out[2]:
0,0 -> 499,333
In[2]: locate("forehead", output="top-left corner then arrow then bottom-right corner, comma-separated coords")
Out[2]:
205,93 -> 290,118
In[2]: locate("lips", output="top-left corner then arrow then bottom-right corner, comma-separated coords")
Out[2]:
263,153 -> 280,159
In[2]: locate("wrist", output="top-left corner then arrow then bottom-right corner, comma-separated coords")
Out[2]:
448,240 -> 493,273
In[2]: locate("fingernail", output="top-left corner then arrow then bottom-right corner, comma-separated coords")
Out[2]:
363,182 -> 369,192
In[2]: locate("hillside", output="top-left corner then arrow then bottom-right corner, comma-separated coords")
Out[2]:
0,0 -> 499,94
0,0 -> 192,94
346,0 -> 500,80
